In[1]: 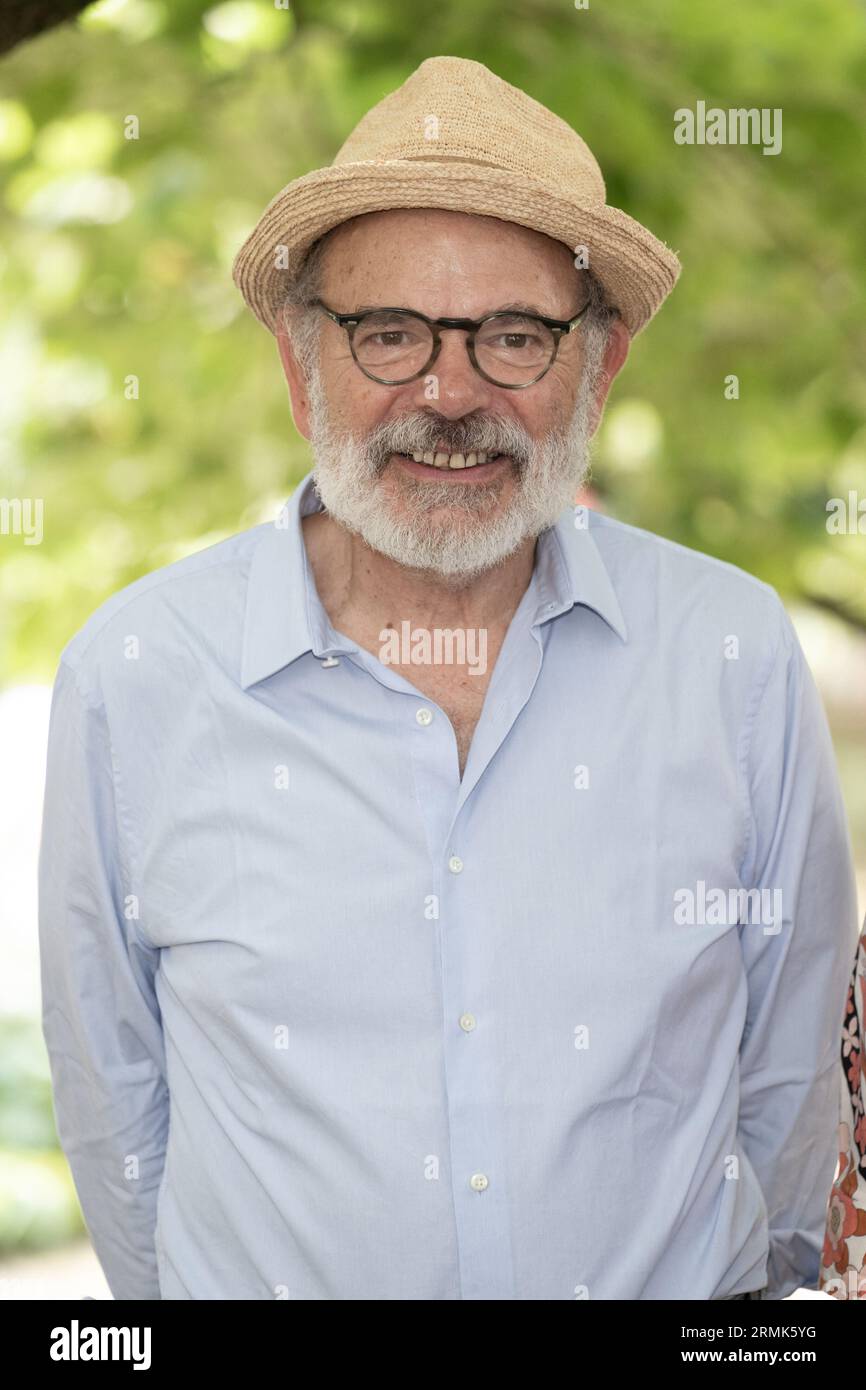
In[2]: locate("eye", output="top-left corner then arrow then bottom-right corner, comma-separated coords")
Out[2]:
496,332 -> 541,350
368,330 -> 414,347
478,324 -> 551,362
477,315 -> 551,353
354,317 -> 428,351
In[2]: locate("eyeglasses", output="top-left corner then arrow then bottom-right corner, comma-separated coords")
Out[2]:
312,298 -> 589,389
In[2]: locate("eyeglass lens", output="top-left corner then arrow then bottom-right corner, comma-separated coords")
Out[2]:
351,311 -> 557,385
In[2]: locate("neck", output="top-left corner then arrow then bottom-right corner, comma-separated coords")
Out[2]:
303,510 -> 537,637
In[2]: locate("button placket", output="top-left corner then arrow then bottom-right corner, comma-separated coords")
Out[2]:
438,831 -> 516,1298
402,678 -> 516,1295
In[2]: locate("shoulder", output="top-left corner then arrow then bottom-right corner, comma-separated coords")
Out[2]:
582,508 -> 789,651
56,521 -> 271,704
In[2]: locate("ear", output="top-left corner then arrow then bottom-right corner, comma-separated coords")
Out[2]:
587,317 -> 630,436
276,325 -> 314,441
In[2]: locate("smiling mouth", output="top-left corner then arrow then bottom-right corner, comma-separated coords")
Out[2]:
391,449 -> 506,472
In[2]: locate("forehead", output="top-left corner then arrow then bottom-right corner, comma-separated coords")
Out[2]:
318,208 -> 581,314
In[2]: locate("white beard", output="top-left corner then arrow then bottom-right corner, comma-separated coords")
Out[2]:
305,357 -> 600,582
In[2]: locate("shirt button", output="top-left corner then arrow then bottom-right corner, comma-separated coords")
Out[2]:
470,1173 -> 489,1192
448,856 -> 463,874
321,656 -> 340,667
416,707 -> 433,726
459,1013 -> 476,1032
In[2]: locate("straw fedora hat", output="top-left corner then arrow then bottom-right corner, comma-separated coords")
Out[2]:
232,55 -> 681,338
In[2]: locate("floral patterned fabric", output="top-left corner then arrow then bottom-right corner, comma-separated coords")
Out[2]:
820,916 -> 866,1299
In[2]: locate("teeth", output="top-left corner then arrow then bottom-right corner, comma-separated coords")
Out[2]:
405,449 -> 495,469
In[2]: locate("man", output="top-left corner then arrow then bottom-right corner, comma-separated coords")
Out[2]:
39,55 -> 858,1301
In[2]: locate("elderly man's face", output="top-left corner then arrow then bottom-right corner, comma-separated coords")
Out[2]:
278,208 -> 627,579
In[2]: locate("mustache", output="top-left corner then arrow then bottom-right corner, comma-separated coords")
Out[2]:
360,411 -> 536,469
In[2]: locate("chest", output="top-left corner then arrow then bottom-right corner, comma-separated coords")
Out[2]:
130,652 -> 749,1114
356,617 -> 508,775
129,637 -> 747,947
384,661 -> 491,774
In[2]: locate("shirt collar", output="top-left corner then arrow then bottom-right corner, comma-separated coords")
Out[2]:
534,503 -> 629,642
240,472 -> 339,690
240,473 -> 627,690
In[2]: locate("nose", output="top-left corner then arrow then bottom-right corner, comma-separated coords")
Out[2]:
406,328 -> 496,419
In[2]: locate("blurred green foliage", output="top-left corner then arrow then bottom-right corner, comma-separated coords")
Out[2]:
1,0 -> 865,682
0,1016 -> 56,1148
0,1018 -> 83,1251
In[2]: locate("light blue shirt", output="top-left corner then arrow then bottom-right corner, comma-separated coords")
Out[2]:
38,471 -> 859,1301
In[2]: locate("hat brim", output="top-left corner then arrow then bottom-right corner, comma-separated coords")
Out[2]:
232,160 -> 681,338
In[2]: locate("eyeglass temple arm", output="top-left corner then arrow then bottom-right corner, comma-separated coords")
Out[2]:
313,301 -> 360,326
563,303 -> 590,333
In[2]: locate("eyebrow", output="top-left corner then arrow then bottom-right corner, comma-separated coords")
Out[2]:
496,301 -> 549,316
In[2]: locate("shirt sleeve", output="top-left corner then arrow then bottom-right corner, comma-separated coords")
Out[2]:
736,597 -> 860,1300
38,656 -> 168,1300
